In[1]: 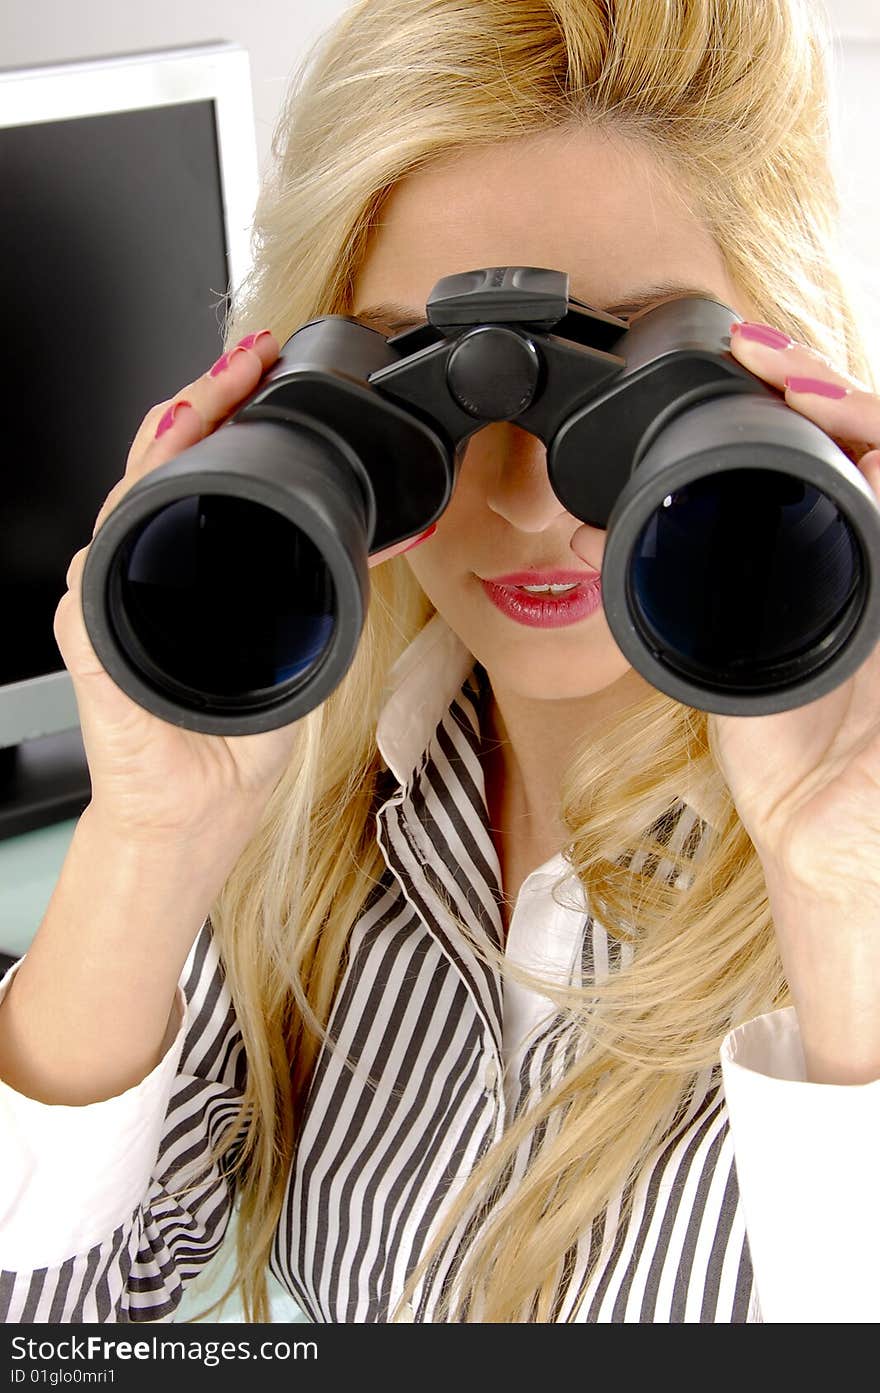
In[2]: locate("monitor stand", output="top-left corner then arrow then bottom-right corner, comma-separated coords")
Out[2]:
0,729 -> 92,840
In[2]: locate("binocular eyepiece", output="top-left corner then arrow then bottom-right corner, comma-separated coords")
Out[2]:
81,266 -> 880,734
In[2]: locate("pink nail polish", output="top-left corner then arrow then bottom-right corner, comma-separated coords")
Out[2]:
209,347 -> 249,377
236,331 -> 273,350
730,321 -> 792,350
399,524 -> 437,553
784,376 -> 848,399
155,400 -> 193,439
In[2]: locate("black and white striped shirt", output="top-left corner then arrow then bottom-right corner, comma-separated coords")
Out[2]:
1,613 -> 875,1323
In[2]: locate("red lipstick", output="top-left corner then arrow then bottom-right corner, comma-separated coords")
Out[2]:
478,568 -> 603,629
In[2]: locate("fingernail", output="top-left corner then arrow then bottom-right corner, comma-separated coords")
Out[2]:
784,376 -> 849,399
236,331 -> 273,350
730,321 -> 792,350
155,400 -> 194,439
208,347 -> 250,377
399,524 -> 437,553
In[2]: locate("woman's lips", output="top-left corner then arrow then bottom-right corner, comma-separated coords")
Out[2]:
479,573 -> 603,628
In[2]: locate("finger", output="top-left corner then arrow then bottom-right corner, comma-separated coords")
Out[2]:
91,334 -> 280,540
857,448 -> 880,502
728,320 -> 869,391
90,464 -> 169,538
54,551 -> 110,684
125,331 -> 279,468
368,524 -> 438,568
64,545 -> 89,592
780,379 -> 880,465
728,321 -> 880,463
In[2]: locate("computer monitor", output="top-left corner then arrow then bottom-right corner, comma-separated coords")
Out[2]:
0,41 -> 260,838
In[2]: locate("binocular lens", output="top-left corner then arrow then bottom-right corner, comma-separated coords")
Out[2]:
112,493 -> 336,707
630,467 -> 863,691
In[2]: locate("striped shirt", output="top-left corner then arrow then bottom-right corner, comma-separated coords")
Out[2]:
0,613 -> 876,1323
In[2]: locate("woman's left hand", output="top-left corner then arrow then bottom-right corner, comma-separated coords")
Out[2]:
705,321 -> 880,906
568,319 -> 880,1078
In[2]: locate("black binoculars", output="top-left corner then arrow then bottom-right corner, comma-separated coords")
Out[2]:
81,266 -> 880,734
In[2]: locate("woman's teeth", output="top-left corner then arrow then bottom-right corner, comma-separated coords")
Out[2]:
516,582 -> 581,594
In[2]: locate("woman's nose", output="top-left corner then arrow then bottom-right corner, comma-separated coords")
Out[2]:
482,424 -> 569,531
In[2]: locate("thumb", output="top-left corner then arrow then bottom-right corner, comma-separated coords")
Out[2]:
568,523 -> 604,574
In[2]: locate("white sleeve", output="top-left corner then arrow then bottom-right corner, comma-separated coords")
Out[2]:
0,918 -> 247,1321
0,957 -> 188,1269
720,1005 -> 879,1323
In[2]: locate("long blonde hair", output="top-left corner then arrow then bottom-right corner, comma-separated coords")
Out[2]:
185,0 -> 875,1322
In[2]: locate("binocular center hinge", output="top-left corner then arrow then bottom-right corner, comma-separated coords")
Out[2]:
446,325 -> 541,420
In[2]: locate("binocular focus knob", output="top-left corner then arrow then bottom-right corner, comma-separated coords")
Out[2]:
446,325 -> 541,419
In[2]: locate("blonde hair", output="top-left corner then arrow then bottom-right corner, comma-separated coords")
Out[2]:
184,0 -> 875,1322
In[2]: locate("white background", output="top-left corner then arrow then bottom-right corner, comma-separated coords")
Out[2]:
3,0 -> 880,362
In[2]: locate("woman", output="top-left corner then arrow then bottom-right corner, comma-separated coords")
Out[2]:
0,0 -> 878,1324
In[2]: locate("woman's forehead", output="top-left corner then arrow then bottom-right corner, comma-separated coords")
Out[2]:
353,128 -> 738,317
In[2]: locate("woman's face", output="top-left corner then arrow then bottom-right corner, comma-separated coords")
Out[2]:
353,126 -> 753,703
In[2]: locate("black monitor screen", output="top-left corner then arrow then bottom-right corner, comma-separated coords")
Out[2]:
1,100 -> 230,686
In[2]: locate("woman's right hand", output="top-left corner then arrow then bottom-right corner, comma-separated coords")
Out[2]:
56,332 -> 433,857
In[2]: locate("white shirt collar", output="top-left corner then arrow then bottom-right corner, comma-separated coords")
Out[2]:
376,610 -> 476,788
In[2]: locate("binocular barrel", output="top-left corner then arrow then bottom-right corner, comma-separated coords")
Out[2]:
82,417 -> 374,731
600,391 -> 875,702
80,268 -> 880,734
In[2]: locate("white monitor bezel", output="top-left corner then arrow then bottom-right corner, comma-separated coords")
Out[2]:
0,40 -> 259,298
0,41 -> 261,746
